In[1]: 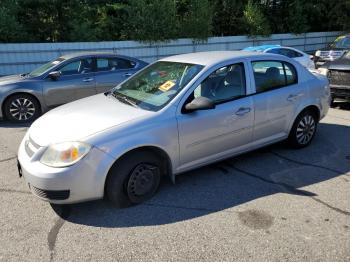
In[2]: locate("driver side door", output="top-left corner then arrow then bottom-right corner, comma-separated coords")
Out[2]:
176,62 -> 254,172
43,58 -> 96,108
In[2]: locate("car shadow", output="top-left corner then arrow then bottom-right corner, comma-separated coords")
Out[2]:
332,101 -> 350,111
0,120 -> 32,128
51,121 -> 350,227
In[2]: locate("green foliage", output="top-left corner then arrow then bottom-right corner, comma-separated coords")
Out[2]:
178,0 -> 213,42
127,0 -> 178,43
243,0 -> 271,36
287,0 -> 309,34
0,0 -> 348,43
0,0 -> 27,42
211,0 -> 246,36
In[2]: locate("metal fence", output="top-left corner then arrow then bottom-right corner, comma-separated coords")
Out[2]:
0,31 -> 341,75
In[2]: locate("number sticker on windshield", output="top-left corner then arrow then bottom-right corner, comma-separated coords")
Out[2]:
159,80 -> 175,92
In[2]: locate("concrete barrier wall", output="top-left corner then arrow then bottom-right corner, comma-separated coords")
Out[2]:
0,31 -> 341,75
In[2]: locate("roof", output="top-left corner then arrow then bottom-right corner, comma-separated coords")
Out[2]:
58,52 -> 146,64
160,51 -> 270,66
242,45 -> 281,52
59,52 -> 116,59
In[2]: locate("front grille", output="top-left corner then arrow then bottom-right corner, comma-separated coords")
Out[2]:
31,185 -> 70,200
25,136 -> 41,158
328,70 -> 350,86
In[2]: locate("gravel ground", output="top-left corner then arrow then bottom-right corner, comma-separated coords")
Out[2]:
0,105 -> 349,262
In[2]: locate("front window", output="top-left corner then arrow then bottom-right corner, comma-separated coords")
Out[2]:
29,58 -> 65,77
193,63 -> 246,104
112,61 -> 204,111
58,59 -> 93,75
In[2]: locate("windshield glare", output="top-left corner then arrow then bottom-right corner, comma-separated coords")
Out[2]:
29,58 -> 65,77
113,61 -> 204,111
330,36 -> 350,49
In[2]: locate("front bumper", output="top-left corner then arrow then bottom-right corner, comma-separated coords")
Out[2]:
18,137 -> 115,204
330,85 -> 350,101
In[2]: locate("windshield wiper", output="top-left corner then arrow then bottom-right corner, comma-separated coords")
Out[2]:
110,92 -> 139,108
20,73 -> 29,77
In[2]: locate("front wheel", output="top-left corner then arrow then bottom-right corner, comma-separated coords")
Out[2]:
4,94 -> 40,122
105,151 -> 162,208
288,110 -> 318,148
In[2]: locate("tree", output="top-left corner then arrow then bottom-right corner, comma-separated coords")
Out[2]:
211,0 -> 247,36
243,0 -> 271,36
287,0 -> 309,34
178,0 -> 213,42
126,0 -> 178,43
0,0 -> 27,42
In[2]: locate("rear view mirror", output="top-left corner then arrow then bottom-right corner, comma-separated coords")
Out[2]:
185,96 -> 215,112
48,71 -> 61,80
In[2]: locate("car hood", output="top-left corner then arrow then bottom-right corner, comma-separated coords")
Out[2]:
0,74 -> 26,85
326,57 -> 350,70
29,93 -> 153,146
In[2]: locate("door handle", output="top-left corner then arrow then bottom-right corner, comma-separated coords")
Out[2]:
235,107 -> 251,116
124,72 -> 133,77
83,77 -> 94,82
287,93 -> 302,101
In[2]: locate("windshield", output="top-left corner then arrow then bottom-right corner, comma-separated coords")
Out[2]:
330,36 -> 350,49
29,58 -> 65,77
112,61 -> 204,111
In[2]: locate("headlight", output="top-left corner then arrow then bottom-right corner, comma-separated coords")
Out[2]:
40,142 -> 91,167
315,50 -> 321,57
317,67 -> 328,76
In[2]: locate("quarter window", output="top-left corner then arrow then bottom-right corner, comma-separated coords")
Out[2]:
193,63 -> 246,104
252,61 -> 297,93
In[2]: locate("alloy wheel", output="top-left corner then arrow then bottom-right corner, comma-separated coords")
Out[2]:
296,115 -> 316,145
9,98 -> 36,121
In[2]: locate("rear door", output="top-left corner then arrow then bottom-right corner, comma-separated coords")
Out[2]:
249,60 -> 303,143
94,57 -> 139,93
43,58 -> 96,107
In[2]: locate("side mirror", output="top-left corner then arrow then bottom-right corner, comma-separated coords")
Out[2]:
48,71 -> 61,80
185,96 -> 215,112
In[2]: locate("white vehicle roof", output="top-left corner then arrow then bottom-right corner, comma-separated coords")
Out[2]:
160,51 -> 275,66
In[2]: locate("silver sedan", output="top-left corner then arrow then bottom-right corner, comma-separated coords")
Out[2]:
0,52 -> 148,122
17,51 -> 330,207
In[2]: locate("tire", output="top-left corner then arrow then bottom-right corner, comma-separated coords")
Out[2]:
4,94 -> 40,122
105,150 -> 162,208
288,110 -> 318,148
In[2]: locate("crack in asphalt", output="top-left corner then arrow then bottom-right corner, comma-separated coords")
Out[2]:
0,156 -> 17,163
0,188 -> 31,194
270,151 -> 346,175
144,202 -> 224,213
224,160 -> 350,216
311,197 -> 350,215
226,163 -> 316,197
48,206 -> 71,262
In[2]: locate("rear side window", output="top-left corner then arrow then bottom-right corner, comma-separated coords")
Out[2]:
267,48 -> 303,58
280,48 -> 303,58
252,61 -> 297,93
96,57 -> 135,72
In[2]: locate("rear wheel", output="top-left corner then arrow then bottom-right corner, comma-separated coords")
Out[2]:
4,94 -> 40,122
288,110 -> 318,148
106,150 -> 162,208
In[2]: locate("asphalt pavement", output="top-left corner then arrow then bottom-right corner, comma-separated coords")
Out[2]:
0,105 -> 349,262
